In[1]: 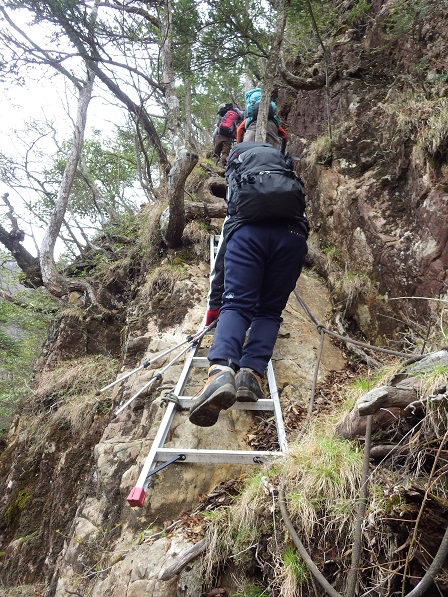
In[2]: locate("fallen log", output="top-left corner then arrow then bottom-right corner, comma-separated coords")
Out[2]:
357,386 -> 418,415
185,200 -> 226,221
369,443 -> 410,459
159,538 -> 207,581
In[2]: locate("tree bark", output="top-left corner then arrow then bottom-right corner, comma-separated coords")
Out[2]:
184,200 -> 226,220
255,0 -> 289,143
0,193 -> 42,287
159,0 -> 198,247
279,62 -> 338,90
39,70 -> 97,302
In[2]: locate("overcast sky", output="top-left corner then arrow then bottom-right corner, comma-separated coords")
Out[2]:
1,73 -> 127,254
0,6 -> 162,259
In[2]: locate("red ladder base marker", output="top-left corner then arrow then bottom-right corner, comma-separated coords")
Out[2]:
127,487 -> 146,507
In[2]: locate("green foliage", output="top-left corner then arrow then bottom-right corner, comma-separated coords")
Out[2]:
346,0 -> 372,25
172,0 -> 201,73
350,376 -> 375,393
323,245 -> 340,256
385,0 -> 430,39
187,68 -> 246,144
231,583 -> 266,597
0,283 -> 56,437
43,130 -> 142,225
322,244 -> 342,265
405,363 -> 448,379
350,365 -> 398,393
283,546 -> 307,585
284,434 -> 363,539
284,0 -> 339,63
199,0 -> 273,67
4,488 -> 32,525
403,364 -> 448,399
232,524 -> 257,568
305,132 -> 335,166
202,432 -> 363,593
0,329 -> 20,354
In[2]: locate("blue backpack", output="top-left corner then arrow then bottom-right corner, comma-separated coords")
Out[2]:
244,88 -> 279,128
245,88 -> 262,119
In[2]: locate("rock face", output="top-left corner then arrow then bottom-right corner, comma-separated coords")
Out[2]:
0,250 -> 346,596
281,1 -> 448,342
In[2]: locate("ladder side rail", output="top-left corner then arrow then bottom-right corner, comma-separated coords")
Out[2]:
267,360 -> 288,454
210,236 -> 219,274
210,230 -> 224,272
135,401 -> 178,490
209,235 -> 215,269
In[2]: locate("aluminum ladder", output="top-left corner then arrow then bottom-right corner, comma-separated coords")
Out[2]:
127,235 -> 288,507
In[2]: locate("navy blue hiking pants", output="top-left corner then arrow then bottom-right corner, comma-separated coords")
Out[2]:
208,222 -> 307,376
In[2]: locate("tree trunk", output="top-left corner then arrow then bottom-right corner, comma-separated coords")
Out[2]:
159,0 -> 198,248
0,193 -> 42,287
39,71 -> 97,301
255,0 -> 289,143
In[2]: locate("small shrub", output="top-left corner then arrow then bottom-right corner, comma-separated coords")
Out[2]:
4,488 -> 32,525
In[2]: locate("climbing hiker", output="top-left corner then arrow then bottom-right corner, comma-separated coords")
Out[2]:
189,141 -> 309,427
213,102 -> 243,167
235,88 -> 288,152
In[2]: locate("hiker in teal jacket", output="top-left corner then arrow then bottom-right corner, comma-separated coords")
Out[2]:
239,88 -> 286,150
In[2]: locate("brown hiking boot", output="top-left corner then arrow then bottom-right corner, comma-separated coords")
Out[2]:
235,368 -> 265,402
189,365 -> 236,427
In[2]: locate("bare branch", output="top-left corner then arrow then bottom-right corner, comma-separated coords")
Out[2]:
0,7 -> 82,88
97,1 -> 159,28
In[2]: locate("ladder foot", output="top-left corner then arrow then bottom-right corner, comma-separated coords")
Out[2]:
127,486 -> 147,507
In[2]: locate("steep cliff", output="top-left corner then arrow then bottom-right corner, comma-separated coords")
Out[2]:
1,1 -> 448,596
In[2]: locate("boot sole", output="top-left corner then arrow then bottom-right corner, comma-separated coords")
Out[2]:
189,383 -> 236,427
236,388 -> 259,402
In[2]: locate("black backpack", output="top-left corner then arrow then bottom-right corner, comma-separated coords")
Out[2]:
225,142 -> 306,224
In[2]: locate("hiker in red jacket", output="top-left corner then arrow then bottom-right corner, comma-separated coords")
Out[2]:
213,103 -> 243,167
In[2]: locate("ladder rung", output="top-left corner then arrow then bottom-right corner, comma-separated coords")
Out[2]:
154,448 -> 285,464
191,357 -> 209,367
177,398 -> 275,411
